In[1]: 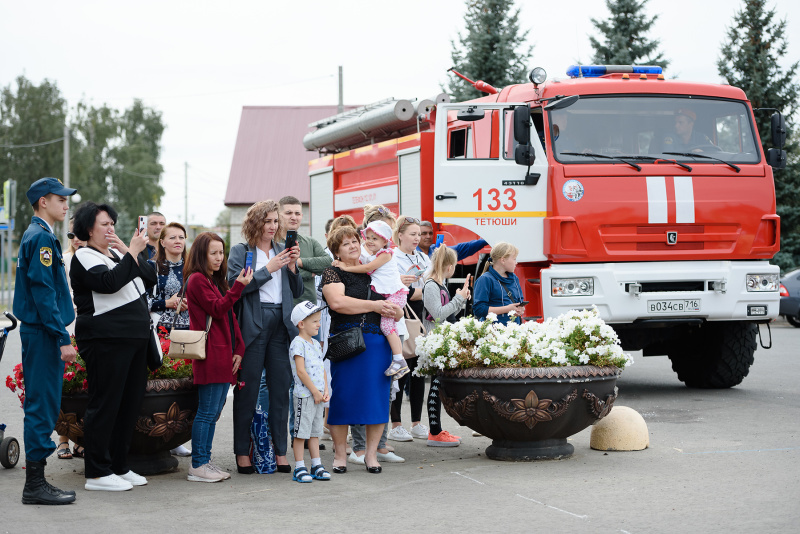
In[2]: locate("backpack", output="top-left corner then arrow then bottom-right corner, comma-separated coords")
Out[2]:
424,280 -> 453,323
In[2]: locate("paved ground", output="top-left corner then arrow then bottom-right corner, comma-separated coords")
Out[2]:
1,319 -> 798,533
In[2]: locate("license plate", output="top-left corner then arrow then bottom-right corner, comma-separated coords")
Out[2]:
647,299 -> 701,314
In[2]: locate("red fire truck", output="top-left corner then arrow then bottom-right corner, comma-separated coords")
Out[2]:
305,65 -> 786,389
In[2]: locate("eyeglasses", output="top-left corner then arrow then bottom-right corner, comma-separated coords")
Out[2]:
403,217 -> 421,225
67,232 -> 75,239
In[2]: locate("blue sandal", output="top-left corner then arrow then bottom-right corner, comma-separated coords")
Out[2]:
292,466 -> 313,483
311,464 -> 331,480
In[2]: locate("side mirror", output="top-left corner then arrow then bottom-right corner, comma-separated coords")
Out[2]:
515,144 -> 535,166
771,113 -> 787,148
766,148 -> 787,169
513,105 -> 531,145
456,107 -> 485,122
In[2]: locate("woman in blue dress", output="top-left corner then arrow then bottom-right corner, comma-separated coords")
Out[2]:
320,225 -> 403,474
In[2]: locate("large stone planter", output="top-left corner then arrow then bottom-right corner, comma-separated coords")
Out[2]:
56,377 -> 199,475
438,365 -> 619,461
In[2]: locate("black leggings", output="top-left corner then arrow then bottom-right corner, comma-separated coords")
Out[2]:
390,357 -> 425,423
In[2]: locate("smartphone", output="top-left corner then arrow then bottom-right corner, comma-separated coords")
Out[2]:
138,215 -> 147,235
285,230 -> 298,251
435,234 -> 444,246
519,301 -> 529,306
244,251 -> 253,271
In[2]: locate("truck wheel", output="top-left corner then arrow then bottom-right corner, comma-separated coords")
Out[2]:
786,314 -> 800,328
0,436 -> 20,468
668,322 -> 756,389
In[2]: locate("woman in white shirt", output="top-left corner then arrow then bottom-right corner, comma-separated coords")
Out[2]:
227,200 -> 302,474
388,215 -> 432,442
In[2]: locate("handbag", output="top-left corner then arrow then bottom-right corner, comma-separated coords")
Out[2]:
325,287 -> 370,363
250,405 -> 276,474
168,274 -> 212,360
402,304 -> 425,359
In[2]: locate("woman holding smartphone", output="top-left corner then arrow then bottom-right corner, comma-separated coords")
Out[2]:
227,200 -> 302,474
388,215 -> 431,443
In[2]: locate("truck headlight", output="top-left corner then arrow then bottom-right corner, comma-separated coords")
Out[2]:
745,274 -> 778,292
552,278 -> 594,297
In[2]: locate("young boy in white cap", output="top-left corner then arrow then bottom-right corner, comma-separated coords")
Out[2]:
289,300 -> 331,483
333,220 -> 409,379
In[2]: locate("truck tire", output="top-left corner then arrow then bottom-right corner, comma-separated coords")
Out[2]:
667,322 -> 756,389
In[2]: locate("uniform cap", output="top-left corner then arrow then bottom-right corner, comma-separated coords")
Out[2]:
675,108 -> 696,122
291,300 -> 326,326
26,177 -> 77,205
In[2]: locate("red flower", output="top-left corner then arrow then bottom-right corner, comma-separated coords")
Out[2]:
6,375 -> 15,392
82,379 -> 88,391
64,372 -> 75,382
237,381 -> 245,390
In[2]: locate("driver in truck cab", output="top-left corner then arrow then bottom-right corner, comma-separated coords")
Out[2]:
661,108 -> 713,153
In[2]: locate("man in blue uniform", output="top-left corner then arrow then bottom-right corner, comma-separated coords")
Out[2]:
13,177 -> 78,505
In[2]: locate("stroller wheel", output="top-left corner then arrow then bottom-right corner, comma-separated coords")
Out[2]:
1,436 -> 20,468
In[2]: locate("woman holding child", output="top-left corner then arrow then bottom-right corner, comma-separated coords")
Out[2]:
320,225 -> 403,474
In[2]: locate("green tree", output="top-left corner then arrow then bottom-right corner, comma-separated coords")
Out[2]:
0,77 -> 166,241
717,0 -> 800,271
447,0 -> 533,102
589,0 -> 669,69
0,76 -> 67,239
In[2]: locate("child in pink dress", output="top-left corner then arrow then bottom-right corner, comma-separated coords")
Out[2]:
333,220 -> 409,379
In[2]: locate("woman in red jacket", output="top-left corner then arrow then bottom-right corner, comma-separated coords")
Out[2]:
183,232 -> 252,483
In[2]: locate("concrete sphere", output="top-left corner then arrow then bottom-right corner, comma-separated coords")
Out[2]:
590,405 -> 649,451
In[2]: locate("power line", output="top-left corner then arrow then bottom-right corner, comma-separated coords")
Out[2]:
121,168 -> 159,179
0,136 -> 65,149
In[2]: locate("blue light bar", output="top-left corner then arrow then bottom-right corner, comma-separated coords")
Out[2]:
566,65 -> 663,78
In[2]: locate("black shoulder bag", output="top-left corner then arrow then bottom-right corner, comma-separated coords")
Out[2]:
325,286 -> 371,363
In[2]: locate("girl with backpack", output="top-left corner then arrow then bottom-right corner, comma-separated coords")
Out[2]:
421,245 -> 471,447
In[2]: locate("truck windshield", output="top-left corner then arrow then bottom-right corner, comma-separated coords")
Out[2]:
549,96 -> 760,165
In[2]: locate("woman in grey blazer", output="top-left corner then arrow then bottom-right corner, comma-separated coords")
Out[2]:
227,200 -> 302,474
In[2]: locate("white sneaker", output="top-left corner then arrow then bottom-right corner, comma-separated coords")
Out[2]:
118,470 -> 147,486
187,463 -> 226,483
410,423 -> 429,439
170,444 -> 192,457
347,451 -> 366,465
472,430 -> 483,437
85,474 -> 133,492
376,451 -> 405,463
209,463 -> 231,480
388,426 -> 413,442
322,427 -> 333,441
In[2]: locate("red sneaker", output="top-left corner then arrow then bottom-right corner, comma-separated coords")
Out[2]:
427,430 -> 461,447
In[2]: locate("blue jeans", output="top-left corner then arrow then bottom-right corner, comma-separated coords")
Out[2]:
192,383 -> 229,468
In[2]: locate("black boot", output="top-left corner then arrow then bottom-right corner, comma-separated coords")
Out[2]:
40,459 -> 77,498
21,460 -> 76,505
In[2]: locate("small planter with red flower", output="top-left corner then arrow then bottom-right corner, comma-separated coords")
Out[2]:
6,327 -> 198,475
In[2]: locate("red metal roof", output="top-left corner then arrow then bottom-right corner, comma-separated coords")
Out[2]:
225,105 -> 358,206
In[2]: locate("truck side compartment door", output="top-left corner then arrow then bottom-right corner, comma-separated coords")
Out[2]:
433,103 -> 549,262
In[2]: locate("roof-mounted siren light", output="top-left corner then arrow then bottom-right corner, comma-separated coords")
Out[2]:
529,67 -> 547,88
566,65 -> 663,78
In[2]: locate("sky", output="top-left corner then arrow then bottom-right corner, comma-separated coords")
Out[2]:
2,0 -> 799,227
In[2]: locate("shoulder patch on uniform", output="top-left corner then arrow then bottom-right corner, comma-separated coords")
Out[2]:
40,247 -> 53,266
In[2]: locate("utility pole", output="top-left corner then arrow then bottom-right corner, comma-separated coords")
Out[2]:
184,162 -> 188,228
338,66 -> 344,113
63,125 -> 70,245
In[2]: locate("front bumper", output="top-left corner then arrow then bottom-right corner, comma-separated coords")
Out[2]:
541,261 -> 780,323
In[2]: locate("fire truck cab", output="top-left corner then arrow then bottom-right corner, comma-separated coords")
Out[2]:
307,65 -> 784,389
